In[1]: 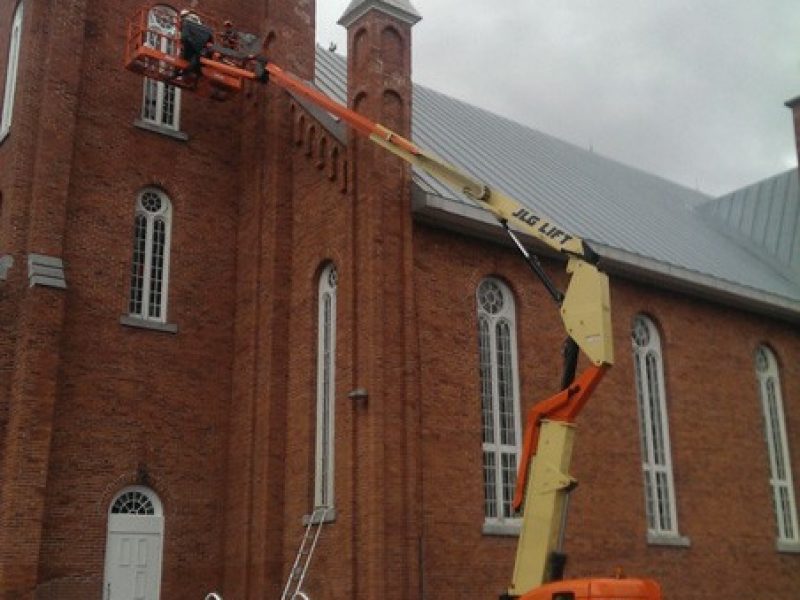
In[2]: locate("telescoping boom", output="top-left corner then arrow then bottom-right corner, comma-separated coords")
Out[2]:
124,8 -> 660,599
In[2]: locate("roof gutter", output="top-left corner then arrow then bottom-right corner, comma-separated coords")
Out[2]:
412,189 -> 800,324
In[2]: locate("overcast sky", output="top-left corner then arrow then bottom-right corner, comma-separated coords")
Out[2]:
316,0 -> 800,197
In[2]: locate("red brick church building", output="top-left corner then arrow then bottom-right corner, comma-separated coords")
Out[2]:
0,0 -> 798,598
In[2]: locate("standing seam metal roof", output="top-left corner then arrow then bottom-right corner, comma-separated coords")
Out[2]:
699,169 -> 800,285
313,47 -> 800,310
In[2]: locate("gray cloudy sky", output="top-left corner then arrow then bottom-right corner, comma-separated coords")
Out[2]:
316,0 -> 800,196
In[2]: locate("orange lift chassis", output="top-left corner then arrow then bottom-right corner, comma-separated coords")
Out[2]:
125,6 -> 662,600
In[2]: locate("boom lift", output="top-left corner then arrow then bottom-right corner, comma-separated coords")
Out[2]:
124,7 -> 661,600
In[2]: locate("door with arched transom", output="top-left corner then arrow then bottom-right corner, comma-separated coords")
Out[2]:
103,486 -> 164,600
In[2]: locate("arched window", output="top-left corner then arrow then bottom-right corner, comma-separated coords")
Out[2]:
755,345 -> 799,548
128,188 -> 172,322
632,315 -> 683,542
1,1 -> 23,140
104,486 -> 164,600
477,277 -> 521,525
141,5 -> 181,131
111,489 -> 158,515
315,263 -> 337,510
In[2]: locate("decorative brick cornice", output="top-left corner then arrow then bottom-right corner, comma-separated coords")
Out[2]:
290,101 -> 349,193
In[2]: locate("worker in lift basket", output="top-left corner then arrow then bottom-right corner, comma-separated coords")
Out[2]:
177,8 -> 214,80
220,20 -> 240,50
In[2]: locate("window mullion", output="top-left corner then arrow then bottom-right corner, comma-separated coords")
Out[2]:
640,352 -> 659,532
639,351 -> 657,471
656,376 -> 677,535
141,215 -> 155,317
155,81 -> 166,123
761,379 -> 781,487
773,384 -> 798,540
490,322 -> 505,518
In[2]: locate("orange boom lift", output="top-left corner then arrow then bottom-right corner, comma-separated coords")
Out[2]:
124,6 -> 662,600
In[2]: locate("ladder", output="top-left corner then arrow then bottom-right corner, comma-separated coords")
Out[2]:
280,506 -> 330,600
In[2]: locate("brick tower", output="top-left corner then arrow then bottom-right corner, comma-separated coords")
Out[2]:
0,0 -> 316,597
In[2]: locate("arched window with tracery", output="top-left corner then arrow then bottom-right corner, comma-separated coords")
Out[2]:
315,263 -> 337,511
128,188 -> 172,322
755,345 -> 799,549
477,277 -> 521,527
141,5 -> 181,131
111,489 -> 157,515
632,315 -> 685,543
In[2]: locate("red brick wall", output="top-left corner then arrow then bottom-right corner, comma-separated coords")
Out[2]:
0,0 -> 251,596
221,0 -> 316,597
412,222 -> 800,600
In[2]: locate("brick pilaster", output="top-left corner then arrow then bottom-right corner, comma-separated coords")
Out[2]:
224,1 -> 316,599
0,0 -> 90,595
342,4 -> 422,600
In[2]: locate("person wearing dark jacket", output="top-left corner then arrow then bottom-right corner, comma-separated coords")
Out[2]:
178,9 -> 213,79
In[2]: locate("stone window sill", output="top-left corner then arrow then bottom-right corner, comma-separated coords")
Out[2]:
134,119 -> 189,141
302,508 -> 336,525
777,541 -> 800,554
482,521 -> 521,537
120,315 -> 178,333
647,533 -> 691,547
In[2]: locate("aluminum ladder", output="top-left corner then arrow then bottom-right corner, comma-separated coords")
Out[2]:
280,506 -> 330,600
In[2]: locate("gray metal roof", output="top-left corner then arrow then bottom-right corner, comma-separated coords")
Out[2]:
314,47 -> 800,319
699,169 -> 800,285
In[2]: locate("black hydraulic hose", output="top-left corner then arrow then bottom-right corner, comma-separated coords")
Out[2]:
500,221 -> 581,391
560,337 -> 579,391
501,221 -> 564,304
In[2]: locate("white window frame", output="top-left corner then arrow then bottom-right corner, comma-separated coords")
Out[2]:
140,5 -> 181,131
477,277 -> 522,531
631,315 -> 688,546
128,188 -> 173,323
0,1 -> 23,141
755,345 -> 800,551
314,263 -> 337,511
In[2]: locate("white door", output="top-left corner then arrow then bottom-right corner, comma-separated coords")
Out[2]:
103,487 -> 164,600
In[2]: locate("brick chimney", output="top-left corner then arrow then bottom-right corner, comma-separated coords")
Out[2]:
785,95 -> 800,168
